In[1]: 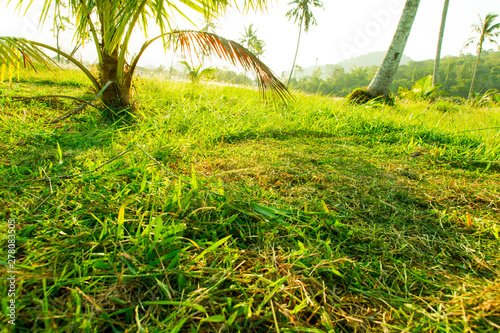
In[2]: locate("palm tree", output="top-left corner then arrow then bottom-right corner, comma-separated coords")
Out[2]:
366,0 -> 421,98
285,0 -> 324,87
432,0 -> 450,87
463,12 -> 500,99
8,0 -> 290,115
239,24 -> 266,57
180,61 -> 215,84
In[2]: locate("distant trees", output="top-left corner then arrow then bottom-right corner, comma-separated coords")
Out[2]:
213,68 -> 253,85
433,0 -> 450,87
366,0 -> 421,98
463,12 -> 500,99
285,0 -> 324,87
287,50 -> 500,99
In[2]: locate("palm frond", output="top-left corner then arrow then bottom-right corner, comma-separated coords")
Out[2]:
30,40 -> 100,90
132,30 -> 291,102
462,36 -> 476,50
0,36 -> 55,69
176,30 -> 291,102
286,0 -> 324,32
488,22 -> 500,33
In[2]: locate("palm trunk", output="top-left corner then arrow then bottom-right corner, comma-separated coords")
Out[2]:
287,17 -> 303,87
69,41 -> 83,58
56,29 -> 61,62
169,55 -> 174,78
367,0 -> 421,97
99,51 -> 132,113
468,44 -> 483,99
433,0 -> 449,87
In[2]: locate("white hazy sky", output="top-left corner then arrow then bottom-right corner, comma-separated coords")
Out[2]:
1,0 -> 499,76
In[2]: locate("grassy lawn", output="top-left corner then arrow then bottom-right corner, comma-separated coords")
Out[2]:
1,68 -> 499,332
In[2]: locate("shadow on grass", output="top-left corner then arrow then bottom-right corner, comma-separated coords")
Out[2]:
1,115 -> 117,213
186,133 -> 500,330
208,125 -> 499,175
195,128 -> 500,279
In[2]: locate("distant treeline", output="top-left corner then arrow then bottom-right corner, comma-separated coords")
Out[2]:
150,50 -> 499,98
213,69 -> 254,86
285,50 -> 500,98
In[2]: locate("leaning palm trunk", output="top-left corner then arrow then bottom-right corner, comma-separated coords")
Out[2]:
433,0 -> 450,87
367,0 -> 420,97
287,17 -> 303,87
468,46 -> 483,99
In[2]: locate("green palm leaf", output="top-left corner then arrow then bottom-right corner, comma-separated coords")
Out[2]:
131,30 -> 291,102
178,30 -> 291,101
0,36 -> 55,69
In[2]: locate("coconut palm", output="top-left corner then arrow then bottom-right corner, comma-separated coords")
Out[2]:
366,0 -> 421,98
239,24 -> 266,57
285,0 -> 324,87
463,12 -> 500,99
180,60 -> 215,84
432,0 -> 450,87
8,0 -> 290,115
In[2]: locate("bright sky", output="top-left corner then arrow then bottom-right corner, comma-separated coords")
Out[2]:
1,0 -> 499,77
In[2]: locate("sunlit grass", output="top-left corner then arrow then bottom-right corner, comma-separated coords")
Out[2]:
1,67 -> 499,332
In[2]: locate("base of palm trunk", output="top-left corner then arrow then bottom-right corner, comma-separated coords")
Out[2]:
347,88 -> 372,104
347,88 -> 395,106
101,101 -> 134,121
100,83 -> 134,121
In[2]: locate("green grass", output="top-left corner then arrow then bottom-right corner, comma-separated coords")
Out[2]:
1,67 -> 499,332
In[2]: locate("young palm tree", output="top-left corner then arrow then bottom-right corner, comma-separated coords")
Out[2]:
285,0 -> 324,87
9,0 -> 290,114
180,60 -> 215,84
464,12 -> 500,99
432,0 -> 450,87
366,0 -> 421,98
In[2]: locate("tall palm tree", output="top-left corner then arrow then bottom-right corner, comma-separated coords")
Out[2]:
464,12 -> 500,99
366,0 -> 421,98
432,0 -> 450,87
285,0 -> 324,87
8,0 -> 290,114
239,24 -> 266,57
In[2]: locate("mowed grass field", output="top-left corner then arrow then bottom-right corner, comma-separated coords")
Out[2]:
1,67 -> 499,332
